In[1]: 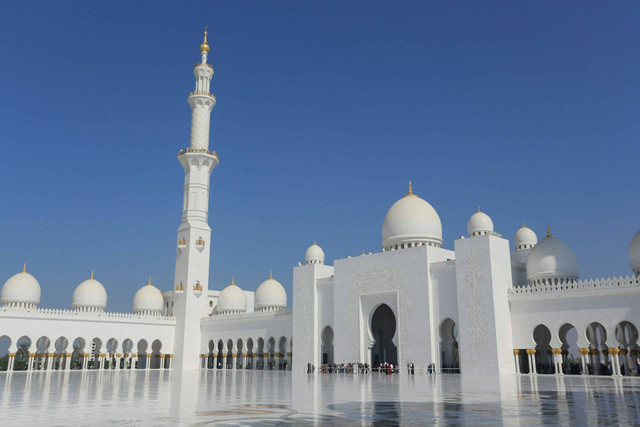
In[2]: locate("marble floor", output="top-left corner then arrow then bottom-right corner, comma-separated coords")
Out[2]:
1,370 -> 639,425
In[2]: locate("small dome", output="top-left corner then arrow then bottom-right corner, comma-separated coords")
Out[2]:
382,182 -> 442,250
216,278 -> 247,314
526,229 -> 579,283
467,209 -> 494,236
305,242 -> 325,265
514,224 -> 537,250
132,278 -> 164,314
0,266 -> 41,307
255,272 -> 287,311
629,230 -> 640,275
72,272 -> 107,311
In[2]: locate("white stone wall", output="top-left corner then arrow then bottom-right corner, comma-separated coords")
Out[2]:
453,234 -> 515,375
201,311 -> 292,355
332,246 -> 447,370
292,263 -> 333,372
0,310 -> 175,355
509,277 -> 640,349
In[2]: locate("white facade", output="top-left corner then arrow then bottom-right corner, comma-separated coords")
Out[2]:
1,33 -> 639,378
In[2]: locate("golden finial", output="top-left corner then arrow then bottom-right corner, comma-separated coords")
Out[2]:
523,221 -> 526,228
546,224 -> 552,238
269,270 -> 273,280
478,206 -> 481,213
200,26 -> 210,53
90,270 -> 94,280
404,181 -> 415,198
231,276 -> 235,286
313,240 -> 316,245
23,263 -> 26,273
147,277 -> 152,286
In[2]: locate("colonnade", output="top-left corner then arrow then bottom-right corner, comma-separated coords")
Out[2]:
200,351 -> 292,370
514,347 -> 637,377
2,351 -> 173,372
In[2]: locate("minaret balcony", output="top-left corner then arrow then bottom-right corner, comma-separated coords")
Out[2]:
177,148 -> 218,159
177,237 -> 187,251
193,282 -> 203,296
188,91 -> 215,99
175,282 -> 185,293
194,62 -> 214,70
195,238 -> 206,251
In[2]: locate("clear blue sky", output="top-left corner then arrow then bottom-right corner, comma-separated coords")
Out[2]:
0,2 -> 638,312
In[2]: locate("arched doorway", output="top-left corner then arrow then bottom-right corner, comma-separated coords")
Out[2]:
370,304 -> 397,367
559,323 -> 579,374
616,321 -> 639,376
533,324 -> 552,374
440,318 -> 459,373
321,326 -> 334,365
586,322 -> 608,375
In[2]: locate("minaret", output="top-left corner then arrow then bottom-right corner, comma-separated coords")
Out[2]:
172,28 -> 219,370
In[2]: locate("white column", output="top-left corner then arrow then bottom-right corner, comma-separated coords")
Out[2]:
611,350 -> 621,376
146,353 -> 151,371
514,350 -> 520,374
529,350 -> 537,374
620,350 -> 629,375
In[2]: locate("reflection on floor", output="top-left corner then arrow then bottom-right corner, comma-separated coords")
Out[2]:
1,370 -> 639,425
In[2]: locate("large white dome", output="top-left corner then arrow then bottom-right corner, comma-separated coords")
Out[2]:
255,273 -> 287,311
629,230 -> 640,275
0,266 -> 41,307
132,279 -> 164,314
526,231 -> 579,283
72,273 -> 107,311
305,242 -> 325,265
216,278 -> 247,314
382,183 -> 442,250
467,209 -> 493,236
514,224 -> 537,250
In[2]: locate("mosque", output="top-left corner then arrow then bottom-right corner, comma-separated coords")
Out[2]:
1,32 -> 640,377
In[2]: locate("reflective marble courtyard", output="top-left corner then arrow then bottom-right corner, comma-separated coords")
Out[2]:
1,370 -> 640,425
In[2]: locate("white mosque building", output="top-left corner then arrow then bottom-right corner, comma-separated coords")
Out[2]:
1,32 -> 640,377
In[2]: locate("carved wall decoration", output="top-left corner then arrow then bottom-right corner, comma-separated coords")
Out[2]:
464,248 -> 488,356
294,279 -> 311,354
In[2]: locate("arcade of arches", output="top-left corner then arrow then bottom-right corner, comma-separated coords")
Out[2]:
200,336 -> 292,370
514,321 -> 640,376
0,335 -> 171,372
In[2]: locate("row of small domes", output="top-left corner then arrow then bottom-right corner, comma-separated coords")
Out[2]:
216,273 -> 287,314
0,268 -> 164,314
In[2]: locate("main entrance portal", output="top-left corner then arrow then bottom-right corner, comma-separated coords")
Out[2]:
370,304 -> 397,366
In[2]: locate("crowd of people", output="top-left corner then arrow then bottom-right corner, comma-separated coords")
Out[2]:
305,361 -> 441,375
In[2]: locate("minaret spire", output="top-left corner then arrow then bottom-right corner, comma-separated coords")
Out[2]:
186,28 -> 216,152
200,26 -> 210,63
